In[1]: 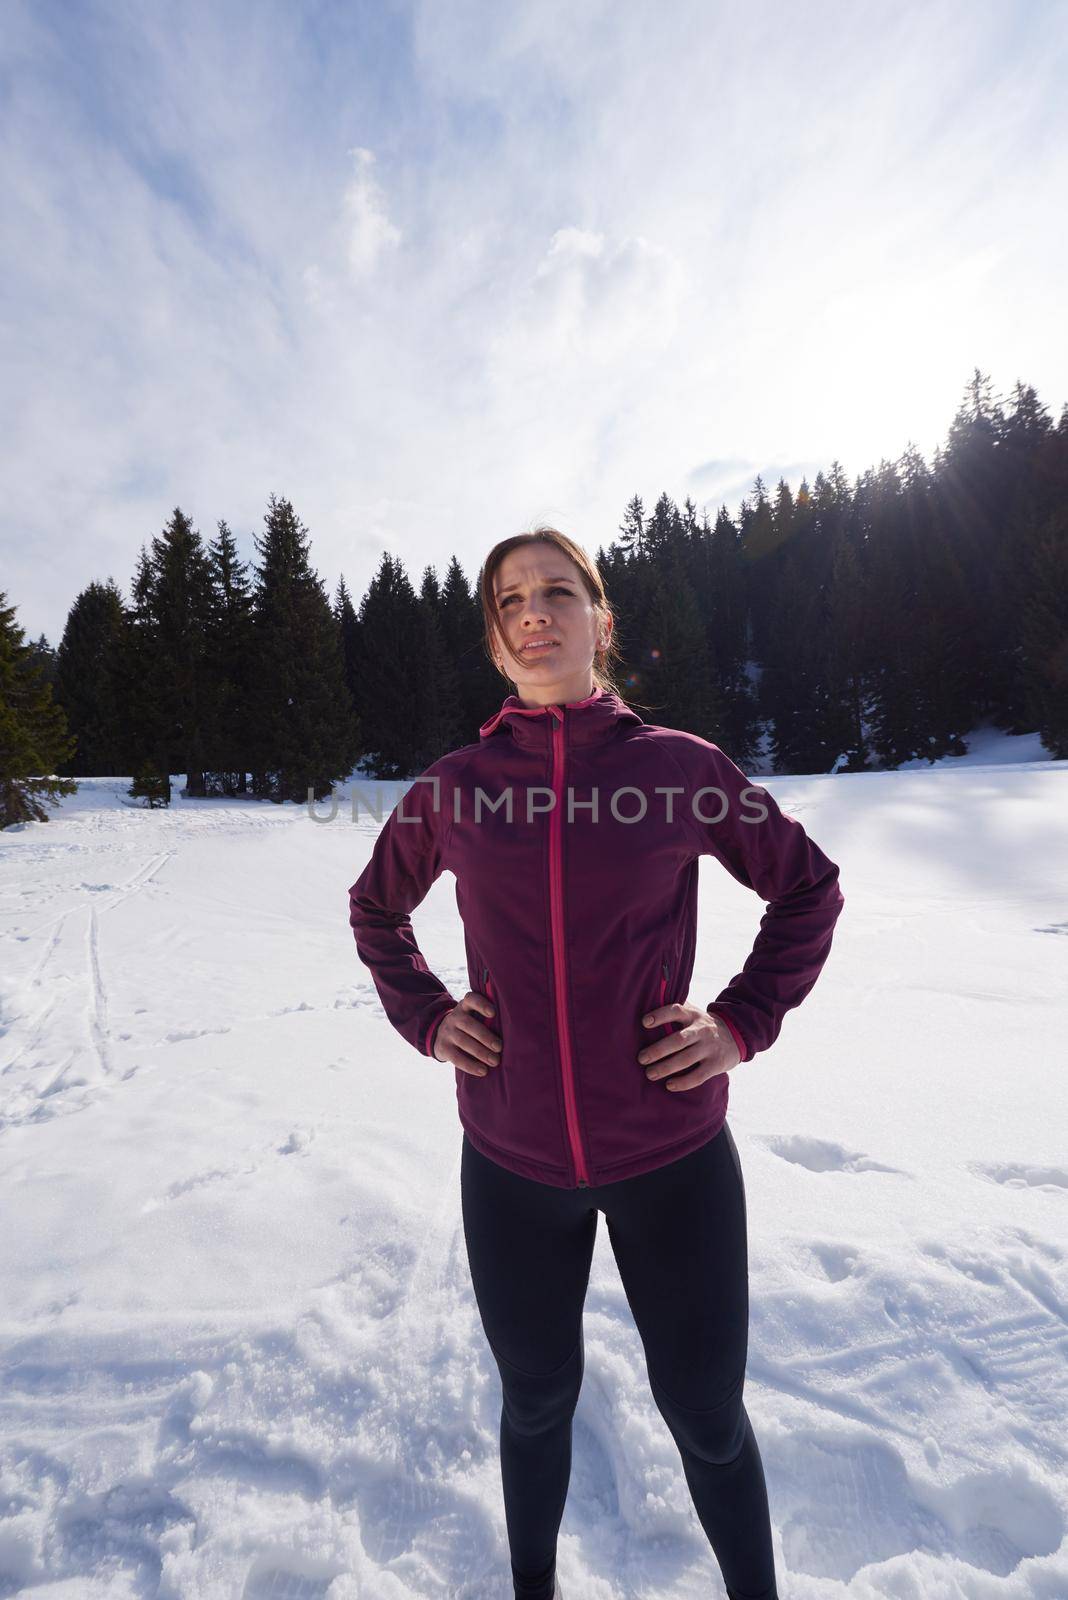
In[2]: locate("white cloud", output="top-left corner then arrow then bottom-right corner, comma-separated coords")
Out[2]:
342,147 -> 402,279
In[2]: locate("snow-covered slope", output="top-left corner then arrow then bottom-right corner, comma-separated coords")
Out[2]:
1,735 -> 1066,1599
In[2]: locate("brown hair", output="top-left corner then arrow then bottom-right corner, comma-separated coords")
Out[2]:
479,525 -> 627,697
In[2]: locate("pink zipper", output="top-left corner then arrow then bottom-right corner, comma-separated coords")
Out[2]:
658,959 -> 677,1033
547,706 -> 591,1187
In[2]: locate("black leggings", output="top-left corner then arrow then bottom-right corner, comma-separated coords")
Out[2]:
460,1121 -> 778,1600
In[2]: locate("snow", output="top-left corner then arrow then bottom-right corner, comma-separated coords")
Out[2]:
1,735 -> 1066,1600
896,722 -> 1055,770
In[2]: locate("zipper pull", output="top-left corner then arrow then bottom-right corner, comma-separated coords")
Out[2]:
661,958 -> 675,1033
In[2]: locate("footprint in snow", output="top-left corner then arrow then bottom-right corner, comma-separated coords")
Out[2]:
242,1559 -> 340,1598
144,1133 -> 313,1211
162,1024 -> 232,1044
808,1240 -> 863,1282
758,1134 -> 904,1176
332,1461 -> 500,1593
325,1236 -> 419,1321
970,1161 -> 1068,1192
46,1482 -> 196,1597
1006,1225 -> 1063,1261
771,1429 -> 1063,1582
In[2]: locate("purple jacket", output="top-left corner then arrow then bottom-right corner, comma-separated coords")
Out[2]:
348,686 -> 845,1189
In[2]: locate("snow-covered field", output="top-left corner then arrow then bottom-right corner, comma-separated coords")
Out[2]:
1,728 -> 1066,1600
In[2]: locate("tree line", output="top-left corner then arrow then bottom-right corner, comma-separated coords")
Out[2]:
2,367 -> 1066,829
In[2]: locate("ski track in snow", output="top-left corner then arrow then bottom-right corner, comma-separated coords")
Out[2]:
1,849 -> 176,1128
0,770 -> 1066,1598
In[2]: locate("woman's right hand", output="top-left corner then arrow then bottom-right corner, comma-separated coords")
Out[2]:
432,992 -> 502,1075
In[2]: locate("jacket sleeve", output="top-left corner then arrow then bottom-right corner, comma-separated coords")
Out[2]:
347,764 -> 459,1058
676,736 -> 845,1060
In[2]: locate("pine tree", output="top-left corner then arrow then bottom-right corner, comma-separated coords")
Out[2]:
0,589 -> 78,828
203,519 -> 257,794
643,491 -> 682,561
692,504 -> 759,766
26,633 -> 57,689
1019,504 -> 1068,757
618,494 -> 645,557
643,549 -> 724,739
246,494 -> 360,802
438,554 -> 499,740
923,470 -> 988,748
118,509 -> 216,795
762,545 -> 829,773
410,565 -> 463,767
760,468 -> 849,773
53,579 -> 130,776
153,508 -> 216,795
352,552 -> 427,779
128,759 -> 171,808
738,476 -> 778,564
118,543 -> 166,782
334,573 -> 361,718
998,383 -> 1059,731
822,523 -> 870,769
596,536 -> 648,708
938,368 -> 1013,721
864,454 -> 928,766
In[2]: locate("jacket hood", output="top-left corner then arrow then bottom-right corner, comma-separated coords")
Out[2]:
478,684 -> 645,749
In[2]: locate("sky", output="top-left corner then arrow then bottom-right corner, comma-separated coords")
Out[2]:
1,731 -> 1065,1595
3,0 -> 1067,647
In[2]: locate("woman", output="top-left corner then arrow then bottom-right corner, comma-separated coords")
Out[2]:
348,527 -> 845,1600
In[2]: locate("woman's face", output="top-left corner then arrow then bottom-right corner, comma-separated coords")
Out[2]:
490,545 -> 608,707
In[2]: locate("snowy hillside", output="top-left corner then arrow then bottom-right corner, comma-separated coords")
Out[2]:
1,734 -> 1066,1599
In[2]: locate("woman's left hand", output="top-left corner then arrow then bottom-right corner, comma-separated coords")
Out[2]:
638,1003 -> 742,1090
